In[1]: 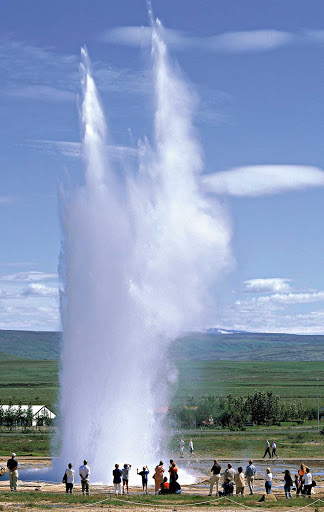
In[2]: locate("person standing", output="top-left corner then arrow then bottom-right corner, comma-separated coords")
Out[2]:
137,466 -> 149,494
265,468 -> 272,494
121,464 -> 131,494
245,459 -> 256,495
208,459 -> 221,496
179,438 -> 185,458
284,469 -> 293,499
113,464 -> 122,495
294,474 -> 302,496
271,441 -> 278,458
298,464 -> 306,494
154,461 -> 165,495
64,463 -> 75,494
224,463 -> 236,482
79,459 -> 90,495
302,467 -> 312,497
189,439 -> 194,455
235,467 -> 245,496
7,453 -> 18,492
262,440 -> 271,459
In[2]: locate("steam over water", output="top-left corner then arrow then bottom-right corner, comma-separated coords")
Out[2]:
59,20 -> 231,481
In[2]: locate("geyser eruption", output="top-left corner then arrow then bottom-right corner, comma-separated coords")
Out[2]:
59,22 -> 231,481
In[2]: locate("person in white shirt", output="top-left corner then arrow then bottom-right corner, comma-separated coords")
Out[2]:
79,459 -> 90,495
265,468 -> 272,494
271,441 -> 278,458
189,439 -> 194,454
64,463 -> 75,494
179,438 -> 185,458
302,468 -> 312,496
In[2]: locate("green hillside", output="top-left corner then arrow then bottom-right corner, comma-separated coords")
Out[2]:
1,329 -> 324,361
0,329 -> 323,413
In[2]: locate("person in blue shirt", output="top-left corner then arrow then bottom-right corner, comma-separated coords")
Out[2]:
137,466 -> 149,494
245,460 -> 256,495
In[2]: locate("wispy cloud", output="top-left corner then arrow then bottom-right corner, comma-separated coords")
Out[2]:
0,197 -> 14,204
102,26 -> 297,53
244,278 -> 292,294
5,85 -> 74,102
0,40 -> 148,102
0,271 -> 58,282
25,139 -> 138,161
202,165 -> 324,197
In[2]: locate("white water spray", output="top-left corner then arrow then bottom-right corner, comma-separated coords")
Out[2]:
59,21 -> 231,482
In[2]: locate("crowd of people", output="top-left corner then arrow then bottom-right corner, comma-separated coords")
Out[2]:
2,451 -> 317,499
61,459 -> 182,495
208,460 -> 316,499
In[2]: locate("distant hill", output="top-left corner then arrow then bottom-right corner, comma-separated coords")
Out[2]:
0,330 -> 61,360
0,329 -> 324,361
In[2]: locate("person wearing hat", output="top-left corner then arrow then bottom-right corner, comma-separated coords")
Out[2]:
7,453 -> 18,491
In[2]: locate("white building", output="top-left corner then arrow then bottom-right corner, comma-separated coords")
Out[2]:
2,405 -> 56,426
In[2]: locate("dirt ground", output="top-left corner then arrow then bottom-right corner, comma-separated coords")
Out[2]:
0,457 -> 323,512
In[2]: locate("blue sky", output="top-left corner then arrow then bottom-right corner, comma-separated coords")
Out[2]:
1,0 -> 324,333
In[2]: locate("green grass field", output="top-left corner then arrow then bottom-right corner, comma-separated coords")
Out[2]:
173,360 -> 324,409
0,358 -> 59,410
170,430 -> 324,458
0,491 -> 321,509
0,357 -> 323,413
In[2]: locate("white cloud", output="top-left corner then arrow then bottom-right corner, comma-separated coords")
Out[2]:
5,85 -> 74,102
20,283 -> 58,298
0,303 -> 60,331
208,30 -> 293,52
102,26 -> 294,53
213,295 -> 324,334
202,165 -> 324,197
0,271 -> 58,282
244,278 -> 292,293
251,291 -> 324,306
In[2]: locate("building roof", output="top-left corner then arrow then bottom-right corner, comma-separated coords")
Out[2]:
1,405 -> 55,417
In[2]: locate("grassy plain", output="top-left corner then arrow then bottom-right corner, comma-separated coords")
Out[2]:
1,357 -> 324,413
0,491 -> 322,509
0,356 -> 58,410
170,430 -> 324,458
173,360 -> 324,409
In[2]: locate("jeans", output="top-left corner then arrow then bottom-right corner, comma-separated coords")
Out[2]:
285,486 -> 292,498
265,481 -> 272,494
